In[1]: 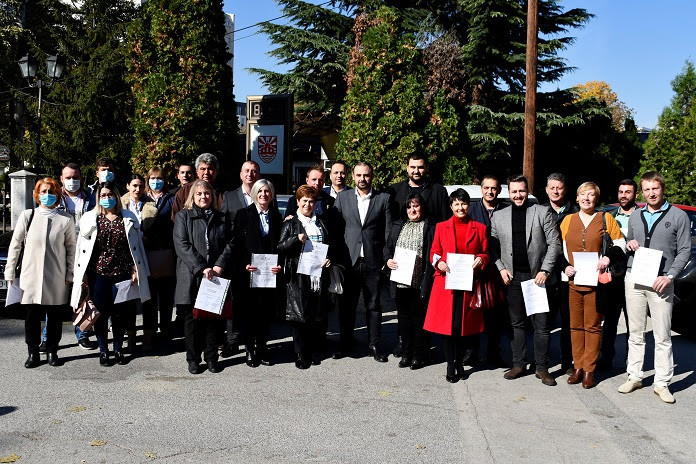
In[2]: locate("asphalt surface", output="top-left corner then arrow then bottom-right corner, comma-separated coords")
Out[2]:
1,301 -> 696,463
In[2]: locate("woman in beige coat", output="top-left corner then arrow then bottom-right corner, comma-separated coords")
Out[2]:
5,177 -> 76,368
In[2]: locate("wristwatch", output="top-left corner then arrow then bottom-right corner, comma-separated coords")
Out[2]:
667,274 -> 674,281
541,270 -> 550,277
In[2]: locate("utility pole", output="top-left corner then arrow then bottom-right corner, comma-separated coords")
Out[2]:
523,0 -> 538,193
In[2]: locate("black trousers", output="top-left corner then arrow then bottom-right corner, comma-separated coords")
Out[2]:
143,276 -> 175,334
547,280 -> 573,369
395,288 -> 428,360
600,277 -> 629,362
338,259 -> 383,350
89,273 -> 131,354
242,288 -> 274,351
25,304 -> 63,353
290,320 -> 322,357
508,272 -> 551,370
180,304 -> 222,363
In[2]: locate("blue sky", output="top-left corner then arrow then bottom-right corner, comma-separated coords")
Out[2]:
226,1 -> 696,129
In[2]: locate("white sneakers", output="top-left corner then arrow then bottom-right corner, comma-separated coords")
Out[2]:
617,379 -> 675,404
617,379 -> 643,393
654,386 -> 676,404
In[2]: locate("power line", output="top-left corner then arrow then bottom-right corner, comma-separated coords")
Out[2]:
228,0 -> 334,38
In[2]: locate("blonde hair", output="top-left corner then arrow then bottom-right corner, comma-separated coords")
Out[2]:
250,179 -> 275,209
146,166 -> 167,195
576,181 -> 600,198
184,179 -> 216,210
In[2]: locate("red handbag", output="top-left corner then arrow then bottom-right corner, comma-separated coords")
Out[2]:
468,269 -> 504,311
193,299 -> 233,320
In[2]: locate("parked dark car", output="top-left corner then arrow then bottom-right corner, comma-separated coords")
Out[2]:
600,203 -> 696,337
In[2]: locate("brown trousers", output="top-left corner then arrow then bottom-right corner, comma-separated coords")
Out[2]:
568,286 -> 603,372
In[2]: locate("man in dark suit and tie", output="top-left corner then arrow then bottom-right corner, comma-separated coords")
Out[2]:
491,175 -> 561,386
333,162 -> 392,362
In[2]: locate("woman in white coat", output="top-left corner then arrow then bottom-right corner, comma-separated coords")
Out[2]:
5,177 -> 76,368
71,181 -> 150,366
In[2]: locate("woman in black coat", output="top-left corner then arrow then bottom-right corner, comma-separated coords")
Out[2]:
174,180 -> 233,375
232,179 -> 282,367
278,185 -> 333,369
384,193 -> 435,370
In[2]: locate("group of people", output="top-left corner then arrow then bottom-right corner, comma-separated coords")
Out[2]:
6,152 -> 691,405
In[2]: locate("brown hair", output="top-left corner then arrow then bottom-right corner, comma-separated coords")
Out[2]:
640,171 -> 666,190
296,184 -> 319,201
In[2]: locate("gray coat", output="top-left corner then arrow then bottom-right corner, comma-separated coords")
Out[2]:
173,206 -> 233,305
334,188 -> 392,270
490,203 -> 561,282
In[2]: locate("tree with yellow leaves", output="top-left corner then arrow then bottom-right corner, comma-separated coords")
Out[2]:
573,81 -> 633,132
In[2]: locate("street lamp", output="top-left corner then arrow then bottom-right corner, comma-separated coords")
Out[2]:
17,54 -> 65,163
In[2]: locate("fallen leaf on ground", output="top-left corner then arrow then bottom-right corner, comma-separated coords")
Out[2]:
52,420 -> 63,425
90,440 -> 107,447
378,390 -> 392,397
416,444 -> 426,449
68,406 -> 87,413
0,454 -> 20,463
145,452 -> 157,459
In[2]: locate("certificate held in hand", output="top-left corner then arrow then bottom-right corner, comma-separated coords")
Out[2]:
297,241 -> 328,278
251,253 -> 278,288
194,276 -> 231,315
389,247 -> 417,286
444,253 -> 474,291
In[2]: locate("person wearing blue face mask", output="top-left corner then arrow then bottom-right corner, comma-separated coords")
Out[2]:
4,178 -> 76,368
38,163 -> 99,353
143,167 -> 177,344
71,181 -> 151,366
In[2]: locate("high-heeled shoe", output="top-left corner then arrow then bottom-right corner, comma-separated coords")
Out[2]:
245,349 -> 257,367
446,363 -> 459,383
582,371 -> 595,389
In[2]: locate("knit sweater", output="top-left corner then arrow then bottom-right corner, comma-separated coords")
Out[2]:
626,204 -> 691,277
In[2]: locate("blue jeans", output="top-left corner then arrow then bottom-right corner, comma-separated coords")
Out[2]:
43,317 -> 87,342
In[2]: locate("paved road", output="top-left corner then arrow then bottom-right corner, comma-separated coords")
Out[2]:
1,306 -> 695,463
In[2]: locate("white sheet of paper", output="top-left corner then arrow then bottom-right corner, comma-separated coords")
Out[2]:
445,253 -> 474,291
251,253 -> 278,288
521,279 -> 549,315
114,280 -> 140,304
572,252 -> 599,287
631,247 -> 664,287
5,278 -> 23,306
389,247 -> 417,286
297,241 -> 329,277
194,277 -> 231,315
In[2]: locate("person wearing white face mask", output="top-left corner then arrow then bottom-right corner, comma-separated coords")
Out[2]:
5,178 -> 76,368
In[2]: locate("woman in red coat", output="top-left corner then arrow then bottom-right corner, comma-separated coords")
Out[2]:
424,188 -> 489,383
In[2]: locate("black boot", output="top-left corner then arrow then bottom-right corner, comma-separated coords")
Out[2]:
25,349 -> 41,369
47,351 -> 62,367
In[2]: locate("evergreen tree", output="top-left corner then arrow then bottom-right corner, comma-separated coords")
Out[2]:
127,0 -> 237,178
248,0 -> 357,134
640,60 -> 696,204
336,7 -> 462,189
41,0 -> 137,176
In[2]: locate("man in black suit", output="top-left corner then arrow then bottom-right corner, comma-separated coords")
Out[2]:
387,154 -> 450,223
542,172 -> 579,376
284,164 -> 335,219
468,175 -> 508,367
333,162 -> 392,362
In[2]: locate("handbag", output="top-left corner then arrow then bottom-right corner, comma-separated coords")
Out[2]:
146,249 -> 176,278
15,209 -> 36,275
468,268 -> 505,311
72,287 -> 100,332
193,299 -> 233,320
